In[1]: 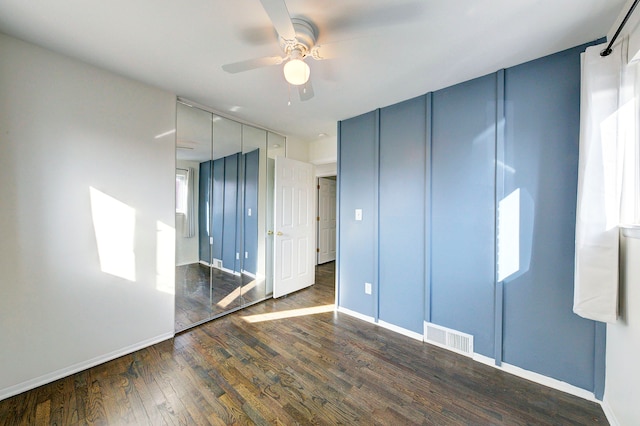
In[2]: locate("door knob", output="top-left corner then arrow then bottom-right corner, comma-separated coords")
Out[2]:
277,231 -> 283,236
267,230 -> 274,236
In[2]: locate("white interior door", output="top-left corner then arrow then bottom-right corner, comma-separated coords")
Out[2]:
273,156 -> 315,298
317,177 -> 337,264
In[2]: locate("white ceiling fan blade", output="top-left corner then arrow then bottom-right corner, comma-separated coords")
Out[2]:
258,0 -> 296,41
298,79 -> 314,101
222,56 -> 284,73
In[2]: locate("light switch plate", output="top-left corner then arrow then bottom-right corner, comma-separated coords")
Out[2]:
365,282 -> 372,294
355,209 -> 363,221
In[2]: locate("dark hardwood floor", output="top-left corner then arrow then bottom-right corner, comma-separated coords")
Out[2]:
1,262 -> 608,425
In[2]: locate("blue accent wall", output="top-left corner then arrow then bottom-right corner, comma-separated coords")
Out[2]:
337,111 -> 378,317
379,96 -> 426,333
200,151 -> 258,276
431,74 -> 497,357
337,41 -> 605,396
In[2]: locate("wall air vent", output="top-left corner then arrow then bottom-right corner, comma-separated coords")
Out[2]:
424,322 -> 474,357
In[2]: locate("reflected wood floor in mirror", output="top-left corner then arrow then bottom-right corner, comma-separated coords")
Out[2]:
175,264 -> 267,331
175,263 -> 211,329
1,262 -> 608,425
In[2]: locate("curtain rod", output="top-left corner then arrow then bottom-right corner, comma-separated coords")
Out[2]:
601,0 -> 640,56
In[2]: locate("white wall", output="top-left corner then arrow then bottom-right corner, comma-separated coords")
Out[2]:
604,231 -> 640,425
309,136 -> 337,177
285,136 -> 309,162
0,34 -> 176,399
309,135 -> 337,164
176,160 -> 200,266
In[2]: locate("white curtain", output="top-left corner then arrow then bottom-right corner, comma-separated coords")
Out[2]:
184,167 -> 196,238
574,38 -> 640,323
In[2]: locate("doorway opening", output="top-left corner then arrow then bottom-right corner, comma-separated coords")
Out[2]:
316,176 -> 337,265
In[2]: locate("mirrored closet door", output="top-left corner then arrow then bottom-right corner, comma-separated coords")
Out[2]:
175,100 -> 280,332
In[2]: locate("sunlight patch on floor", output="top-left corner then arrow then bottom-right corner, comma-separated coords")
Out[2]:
241,304 -> 335,323
216,278 -> 261,308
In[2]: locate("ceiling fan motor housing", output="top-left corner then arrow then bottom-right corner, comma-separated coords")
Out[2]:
280,18 -> 317,57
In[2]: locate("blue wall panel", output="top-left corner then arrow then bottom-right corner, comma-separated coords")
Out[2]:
222,153 -> 239,271
379,96 -> 426,333
430,74 -> 496,357
338,111 -> 378,317
212,158 -> 225,262
502,45 -> 597,390
199,160 -> 212,263
243,149 -> 259,275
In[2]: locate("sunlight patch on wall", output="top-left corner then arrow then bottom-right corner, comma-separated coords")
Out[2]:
154,128 -> 176,139
498,188 -> 520,282
90,187 -> 136,281
241,304 -> 335,323
601,100 -> 635,229
156,221 -> 175,294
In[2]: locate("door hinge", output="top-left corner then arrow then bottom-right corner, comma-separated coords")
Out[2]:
317,184 -> 320,189
317,248 -> 320,253
317,216 -> 320,221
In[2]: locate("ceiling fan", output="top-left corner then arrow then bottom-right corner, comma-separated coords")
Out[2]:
222,0 -> 337,102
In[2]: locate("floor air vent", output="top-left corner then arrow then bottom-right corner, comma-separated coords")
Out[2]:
212,259 -> 223,269
424,322 -> 474,357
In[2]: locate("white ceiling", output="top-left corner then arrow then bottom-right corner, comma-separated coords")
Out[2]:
0,0 -> 627,143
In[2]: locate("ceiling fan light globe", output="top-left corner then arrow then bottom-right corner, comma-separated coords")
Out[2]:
283,59 -> 310,85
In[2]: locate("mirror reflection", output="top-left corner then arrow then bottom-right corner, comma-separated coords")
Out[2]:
175,101 -> 277,332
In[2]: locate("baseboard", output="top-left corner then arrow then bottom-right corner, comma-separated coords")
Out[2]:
241,270 -> 257,279
336,306 -> 375,324
600,397 -> 620,426
378,320 -> 423,341
471,353 -> 597,402
0,332 -> 174,402
336,308 -> 422,341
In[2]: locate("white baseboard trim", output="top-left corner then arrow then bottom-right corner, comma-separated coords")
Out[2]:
336,306 -> 375,325
600,397 -> 620,426
472,353 -> 597,402
336,308 -> 423,341
378,320 -> 423,341
0,332 -> 174,402
472,352 -> 497,367
241,270 -> 257,279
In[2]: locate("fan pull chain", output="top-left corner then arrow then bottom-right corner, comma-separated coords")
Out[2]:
287,84 -> 291,106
